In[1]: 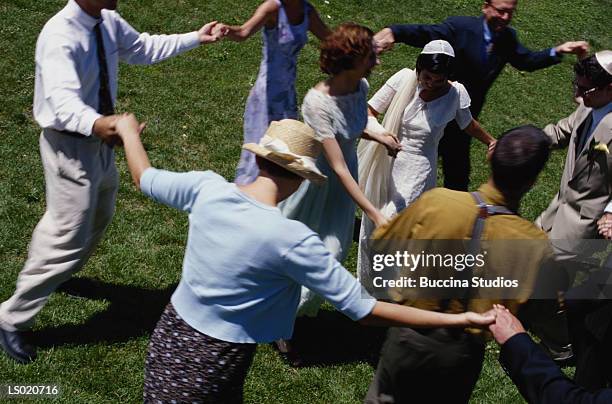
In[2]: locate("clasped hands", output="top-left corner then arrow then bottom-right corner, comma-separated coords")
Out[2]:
465,304 -> 527,346
197,21 -> 228,44
597,212 -> 612,240
93,114 -> 145,146
198,21 -> 242,43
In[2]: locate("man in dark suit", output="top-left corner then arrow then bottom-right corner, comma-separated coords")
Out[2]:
375,0 -> 588,191
490,305 -> 612,403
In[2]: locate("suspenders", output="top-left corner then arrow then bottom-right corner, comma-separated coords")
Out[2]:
456,192 -> 516,308
469,191 -> 514,247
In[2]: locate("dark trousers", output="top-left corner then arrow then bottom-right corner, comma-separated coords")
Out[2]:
439,121 -> 472,191
567,300 -> 612,390
365,327 -> 485,404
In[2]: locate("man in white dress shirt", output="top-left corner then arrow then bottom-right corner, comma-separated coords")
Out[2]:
0,0 -> 223,363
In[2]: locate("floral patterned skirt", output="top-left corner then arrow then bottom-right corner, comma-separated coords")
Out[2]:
143,303 -> 257,403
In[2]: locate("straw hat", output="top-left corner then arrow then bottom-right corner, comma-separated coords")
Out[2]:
243,119 -> 327,184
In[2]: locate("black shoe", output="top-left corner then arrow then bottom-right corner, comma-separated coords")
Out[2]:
274,339 -> 303,368
551,345 -> 575,368
0,327 -> 37,364
540,342 -> 575,368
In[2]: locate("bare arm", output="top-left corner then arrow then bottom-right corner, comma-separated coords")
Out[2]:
359,301 -> 495,328
322,138 -> 388,227
224,0 -> 278,42
115,113 -> 149,189
361,106 -> 402,157
368,105 -> 380,118
308,6 -> 331,40
464,119 -> 495,146
361,130 -> 402,158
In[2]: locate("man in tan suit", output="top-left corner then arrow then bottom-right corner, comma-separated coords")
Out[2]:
537,51 -> 612,249
535,51 -> 612,387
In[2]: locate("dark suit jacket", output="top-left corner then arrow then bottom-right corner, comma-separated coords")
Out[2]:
391,16 -> 561,116
500,333 -> 612,403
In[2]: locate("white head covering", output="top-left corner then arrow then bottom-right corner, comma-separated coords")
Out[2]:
421,40 -> 455,57
595,50 -> 612,76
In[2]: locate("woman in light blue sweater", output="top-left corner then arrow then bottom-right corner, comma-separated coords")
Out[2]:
114,115 -> 494,403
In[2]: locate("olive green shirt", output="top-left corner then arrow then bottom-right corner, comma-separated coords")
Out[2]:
373,183 -> 552,317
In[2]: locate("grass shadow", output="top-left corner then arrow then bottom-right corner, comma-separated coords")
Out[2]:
30,277 -> 175,348
290,310 -> 387,368
33,278 -> 387,367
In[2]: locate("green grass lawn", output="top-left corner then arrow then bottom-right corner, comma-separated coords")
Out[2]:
1,0 -> 610,402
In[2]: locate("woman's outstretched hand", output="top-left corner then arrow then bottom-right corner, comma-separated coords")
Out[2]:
463,309 -> 496,328
370,210 -> 389,229
486,139 -> 497,161
116,113 -> 146,140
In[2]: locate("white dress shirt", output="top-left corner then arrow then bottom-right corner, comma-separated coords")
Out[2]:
34,0 -> 200,136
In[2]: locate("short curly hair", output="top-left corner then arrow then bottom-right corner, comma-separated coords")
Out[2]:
319,23 -> 374,76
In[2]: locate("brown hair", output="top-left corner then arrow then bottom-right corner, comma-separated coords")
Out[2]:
319,23 -> 374,75
491,125 -> 550,196
255,156 -> 302,182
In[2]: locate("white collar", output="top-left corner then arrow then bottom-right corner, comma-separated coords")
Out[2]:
65,0 -> 101,31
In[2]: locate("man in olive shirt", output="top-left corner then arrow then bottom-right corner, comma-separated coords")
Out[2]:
365,125 -> 554,404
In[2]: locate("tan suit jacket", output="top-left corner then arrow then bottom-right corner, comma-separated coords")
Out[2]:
537,102 -> 612,242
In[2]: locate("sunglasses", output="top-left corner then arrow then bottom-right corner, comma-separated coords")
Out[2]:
573,81 -> 600,97
487,3 -> 515,17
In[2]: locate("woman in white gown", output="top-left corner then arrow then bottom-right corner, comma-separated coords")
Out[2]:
357,40 -> 496,292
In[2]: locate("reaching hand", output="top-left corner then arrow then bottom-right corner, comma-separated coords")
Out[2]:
198,21 -> 225,44
92,115 -> 120,146
211,23 -> 229,39
463,310 -> 496,328
597,213 -> 612,239
115,113 -> 146,140
373,28 -> 395,54
486,139 -> 497,161
555,41 -> 589,59
488,304 -> 526,345
370,210 -> 389,229
381,133 -> 402,157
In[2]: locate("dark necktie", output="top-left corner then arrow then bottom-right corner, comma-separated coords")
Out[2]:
94,22 -> 114,116
576,111 -> 594,157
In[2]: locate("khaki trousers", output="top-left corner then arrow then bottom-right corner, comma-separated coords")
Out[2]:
0,129 -> 118,331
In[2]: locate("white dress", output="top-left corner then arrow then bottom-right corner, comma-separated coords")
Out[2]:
358,69 -> 473,291
280,79 -> 369,315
